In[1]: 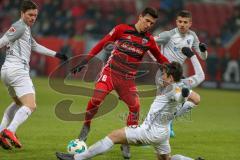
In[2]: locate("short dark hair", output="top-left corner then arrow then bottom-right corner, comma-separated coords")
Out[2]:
177,10 -> 192,19
141,7 -> 158,18
21,0 -> 38,13
163,62 -> 183,82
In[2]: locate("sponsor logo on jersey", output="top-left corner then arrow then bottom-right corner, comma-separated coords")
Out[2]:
120,43 -> 144,55
175,87 -> 181,93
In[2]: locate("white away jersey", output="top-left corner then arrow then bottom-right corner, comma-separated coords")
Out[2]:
2,19 -> 38,69
154,28 -> 206,64
143,84 -> 185,128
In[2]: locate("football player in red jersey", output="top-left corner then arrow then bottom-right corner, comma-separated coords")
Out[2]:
71,7 -> 169,159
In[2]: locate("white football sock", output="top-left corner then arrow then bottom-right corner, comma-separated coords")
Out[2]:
74,136 -> 114,160
0,103 -> 19,132
171,154 -> 194,160
175,101 -> 196,117
7,106 -> 32,133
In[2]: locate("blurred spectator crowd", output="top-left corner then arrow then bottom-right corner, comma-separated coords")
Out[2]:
0,0 -> 240,83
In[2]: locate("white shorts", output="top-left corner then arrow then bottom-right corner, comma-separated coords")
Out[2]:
125,125 -> 171,155
1,67 -> 35,98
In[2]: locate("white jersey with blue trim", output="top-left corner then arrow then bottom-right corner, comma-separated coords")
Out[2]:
154,28 -> 207,64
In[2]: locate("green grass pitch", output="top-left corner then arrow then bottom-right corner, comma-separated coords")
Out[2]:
0,77 -> 240,160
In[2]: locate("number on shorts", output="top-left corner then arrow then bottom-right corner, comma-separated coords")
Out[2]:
102,75 -> 107,82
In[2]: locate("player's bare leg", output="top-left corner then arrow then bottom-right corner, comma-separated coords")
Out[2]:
2,93 -> 36,148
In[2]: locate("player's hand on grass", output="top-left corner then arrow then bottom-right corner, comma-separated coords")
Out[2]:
181,47 -> 194,58
55,52 -> 68,61
199,42 -> 207,52
71,60 -> 88,74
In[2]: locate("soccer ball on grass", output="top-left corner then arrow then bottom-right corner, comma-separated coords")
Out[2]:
67,139 -> 87,154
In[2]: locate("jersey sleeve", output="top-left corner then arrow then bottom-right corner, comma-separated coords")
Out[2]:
86,24 -> 122,61
4,23 -> 25,42
154,29 -> 175,45
191,31 -> 208,60
31,38 -> 56,57
0,35 -> 9,48
149,36 -> 169,64
181,55 -> 205,88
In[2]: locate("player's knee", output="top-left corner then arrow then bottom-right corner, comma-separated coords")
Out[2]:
26,103 -> 37,112
188,92 -> 200,105
108,128 -> 126,144
108,130 -> 119,143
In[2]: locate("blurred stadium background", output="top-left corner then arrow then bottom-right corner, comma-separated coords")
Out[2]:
1,0 -> 240,88
0,0 -> 240,160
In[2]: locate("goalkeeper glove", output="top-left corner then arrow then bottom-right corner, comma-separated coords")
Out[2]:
199,42 -> 207,52
181,47 -> 194,58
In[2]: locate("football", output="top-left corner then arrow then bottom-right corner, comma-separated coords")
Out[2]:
67,139 -> 87,154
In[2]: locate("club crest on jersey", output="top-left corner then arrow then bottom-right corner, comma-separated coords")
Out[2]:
187,39 -> 191,45
8,27 -> 16,33
142,38 -> 148,45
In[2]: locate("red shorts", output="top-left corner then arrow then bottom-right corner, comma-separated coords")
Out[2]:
90,67 -> 140,125
97,67 -> 138,100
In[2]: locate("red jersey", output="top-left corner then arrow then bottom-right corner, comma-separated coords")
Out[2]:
86,24 -> 169,77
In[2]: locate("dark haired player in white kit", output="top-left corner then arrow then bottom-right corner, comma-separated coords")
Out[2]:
0,0 -> 67,149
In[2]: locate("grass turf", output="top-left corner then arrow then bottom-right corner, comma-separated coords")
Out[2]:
0,77 -> 240,160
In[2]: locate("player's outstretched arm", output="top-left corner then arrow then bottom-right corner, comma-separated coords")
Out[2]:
181,47 -> 205,88
31,38 -> 68,61
71,24 -> 122,74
